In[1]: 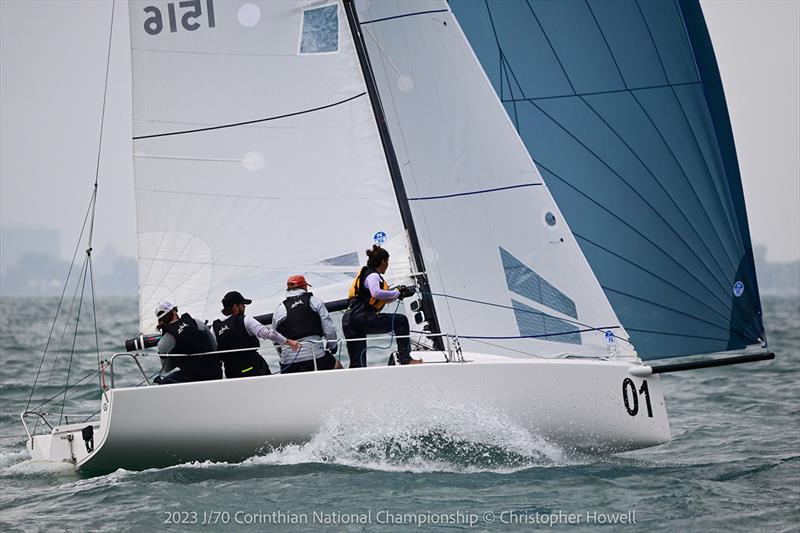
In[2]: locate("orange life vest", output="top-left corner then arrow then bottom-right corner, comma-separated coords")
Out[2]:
348,267 -> 390,312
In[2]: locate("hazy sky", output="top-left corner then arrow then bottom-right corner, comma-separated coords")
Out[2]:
1,0 -> 798,262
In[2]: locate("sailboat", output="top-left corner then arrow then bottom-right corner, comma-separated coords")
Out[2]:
22,0 -> 772,474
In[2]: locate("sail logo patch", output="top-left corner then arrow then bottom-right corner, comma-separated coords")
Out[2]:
500,247 -> 581,345
373,231 -> 387,245
604,330 -> 615,344
733,281 -> 744,297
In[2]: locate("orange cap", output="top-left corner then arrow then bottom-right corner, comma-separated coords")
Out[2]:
287,275 -> 311,289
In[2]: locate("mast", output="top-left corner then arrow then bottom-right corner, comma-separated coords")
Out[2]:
343,0 -> 444,349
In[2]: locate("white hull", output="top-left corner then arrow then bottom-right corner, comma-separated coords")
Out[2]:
28,354 -> 670,474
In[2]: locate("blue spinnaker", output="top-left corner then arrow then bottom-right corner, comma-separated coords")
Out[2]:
451,0 -> 764,359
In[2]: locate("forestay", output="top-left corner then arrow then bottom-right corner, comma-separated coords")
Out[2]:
354,0 -> 636,359
129,0 -> 411,332
450,0 -> 765,359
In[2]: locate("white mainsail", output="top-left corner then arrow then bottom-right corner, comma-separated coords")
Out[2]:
355,0 -> 636,358
129,0 -> 411,332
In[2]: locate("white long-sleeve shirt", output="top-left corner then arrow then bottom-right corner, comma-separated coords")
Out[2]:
247,314 -> 287,344
365,272 -> 400,300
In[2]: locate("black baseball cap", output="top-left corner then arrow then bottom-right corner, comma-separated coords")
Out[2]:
221,291 -> 252,307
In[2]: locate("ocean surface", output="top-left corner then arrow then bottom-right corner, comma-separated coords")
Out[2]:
0,295 -> 797,532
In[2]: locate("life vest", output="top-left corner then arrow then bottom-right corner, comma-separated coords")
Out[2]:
276,292 -> 324,339
347,267 -> 389,312
161,313 -> 221,380
212,314 -> 268,378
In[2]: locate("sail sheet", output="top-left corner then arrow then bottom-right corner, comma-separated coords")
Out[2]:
450,0 -> 765,360
128,0 -> 411,332
354,0 -> 636,359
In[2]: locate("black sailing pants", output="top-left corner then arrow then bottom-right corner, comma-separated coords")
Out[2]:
342,309 -> 410,368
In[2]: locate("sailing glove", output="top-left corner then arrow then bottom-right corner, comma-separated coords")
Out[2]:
397,285 -> 416,299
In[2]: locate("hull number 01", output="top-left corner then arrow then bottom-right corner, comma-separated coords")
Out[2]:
622,378 -> 653,418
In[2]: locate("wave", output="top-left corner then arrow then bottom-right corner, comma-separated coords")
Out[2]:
0,449 -> 78,477
240,403 -> 569,474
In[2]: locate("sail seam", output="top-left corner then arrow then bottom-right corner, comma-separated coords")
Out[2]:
132,92 -> 367,140
358,8 -> 449,25
521,0 -> 576,94
602,286 -> 731,333
479,22 -> 733,305
633,0 -> 670,80
584,0 -> 629,90
574,232 -> 731,326
574,0 -> 740,276
536,162 -> 732,313
627,90 -> 739,279
669,85 -> 746,259
584,93 -> 737,287
457,326 -> 619,341
425,291 -> 629,342
530,100 -> 734,301
500,81 -> 701,102
626,328 -> 728,343
408,182 -> 542,201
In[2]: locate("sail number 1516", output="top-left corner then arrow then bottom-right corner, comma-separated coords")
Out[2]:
143,0 -> 216,35
622,378 -> 653,418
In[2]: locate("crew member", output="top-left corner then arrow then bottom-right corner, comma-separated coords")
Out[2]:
342,245 -> 420,368
154,301 -> 221,384
272,275 -> 341,373
212,291 -> 300,378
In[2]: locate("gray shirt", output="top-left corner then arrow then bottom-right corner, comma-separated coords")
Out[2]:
157,317 -> 217,374
157,318 -> 217,354
272,288 -> 338,364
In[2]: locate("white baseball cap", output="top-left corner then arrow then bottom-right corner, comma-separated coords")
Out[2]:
155,301 -> 176,320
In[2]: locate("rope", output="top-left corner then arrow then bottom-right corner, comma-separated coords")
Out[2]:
59,265 -> 90,426
88,254 -> 102,390
25,195 -> 94,413
419,290 -> 633,345
28,367 -> 99,413
356,299 -> 401,367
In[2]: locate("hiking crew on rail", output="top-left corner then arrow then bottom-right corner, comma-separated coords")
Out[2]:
272,275 -> 341,373
212,291 -> 300,378
154,301 -> 221,384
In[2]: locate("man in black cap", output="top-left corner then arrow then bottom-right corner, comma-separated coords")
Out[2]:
212,291 -> 300,378
154,301 -> 221,385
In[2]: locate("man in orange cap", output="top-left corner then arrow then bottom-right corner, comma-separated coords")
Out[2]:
272,275 -> 341,373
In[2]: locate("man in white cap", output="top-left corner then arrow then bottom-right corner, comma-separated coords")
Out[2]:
212,291 -> 300,378
272,275 -> 340,373
154,301 -> 220,384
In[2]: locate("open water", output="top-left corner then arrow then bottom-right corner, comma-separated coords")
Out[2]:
0,295 -> 797,532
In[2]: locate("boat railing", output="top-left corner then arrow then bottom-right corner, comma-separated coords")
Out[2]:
108,352 -> 153,389
108,332 -> 465,389
20,411 -> 53,442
